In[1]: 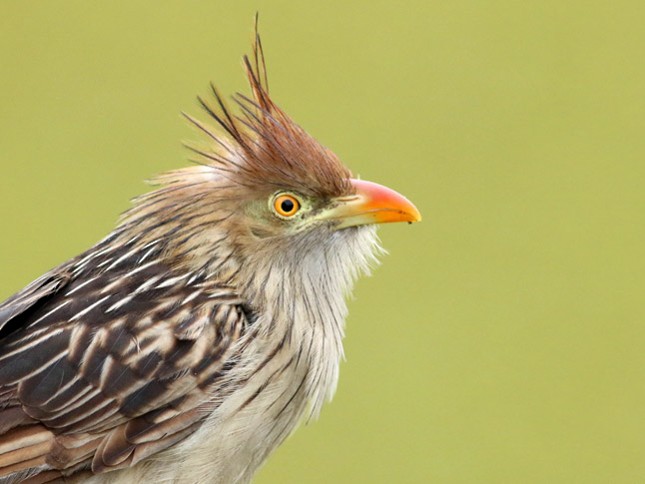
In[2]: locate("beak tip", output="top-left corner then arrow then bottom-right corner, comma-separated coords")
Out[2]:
408,207 -> 422,223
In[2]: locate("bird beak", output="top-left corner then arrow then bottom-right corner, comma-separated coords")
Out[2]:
324,178 -> 422,229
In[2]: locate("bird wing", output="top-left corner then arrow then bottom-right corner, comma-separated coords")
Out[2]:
0,258 -> 247,481
0,270 -> 73,338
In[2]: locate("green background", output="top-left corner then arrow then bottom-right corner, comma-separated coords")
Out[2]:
1,1 -> 643,483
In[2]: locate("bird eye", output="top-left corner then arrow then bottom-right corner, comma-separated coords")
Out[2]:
272,193 -> 301,218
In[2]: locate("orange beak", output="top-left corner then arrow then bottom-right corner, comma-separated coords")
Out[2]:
325,179 -> 422,229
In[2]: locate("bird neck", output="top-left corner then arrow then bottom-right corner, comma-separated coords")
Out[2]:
235,225 -> 382,418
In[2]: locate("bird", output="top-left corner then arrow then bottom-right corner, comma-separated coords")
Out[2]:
0,25 -> 421,484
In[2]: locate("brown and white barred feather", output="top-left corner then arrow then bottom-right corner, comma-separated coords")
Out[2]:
0,232 -> 247,482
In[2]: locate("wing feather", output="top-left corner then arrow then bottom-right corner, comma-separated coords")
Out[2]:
0,272 -> 72,338
0,252 -> 247,481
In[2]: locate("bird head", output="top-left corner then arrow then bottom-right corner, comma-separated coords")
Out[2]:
117,29 -> 420,307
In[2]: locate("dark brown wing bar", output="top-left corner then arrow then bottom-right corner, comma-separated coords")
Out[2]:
0,240 -> 247,481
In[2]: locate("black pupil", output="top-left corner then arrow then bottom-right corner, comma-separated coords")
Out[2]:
280,199 -> 295,213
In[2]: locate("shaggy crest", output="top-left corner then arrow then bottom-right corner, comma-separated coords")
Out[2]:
182,21 -> 353,199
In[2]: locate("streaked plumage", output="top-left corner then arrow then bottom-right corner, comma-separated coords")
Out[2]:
0,24 -> 420,483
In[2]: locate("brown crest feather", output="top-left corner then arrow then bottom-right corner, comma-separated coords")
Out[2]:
183,19 -> 353,199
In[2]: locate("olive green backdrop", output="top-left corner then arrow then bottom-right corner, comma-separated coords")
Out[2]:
1,1 -> 643,483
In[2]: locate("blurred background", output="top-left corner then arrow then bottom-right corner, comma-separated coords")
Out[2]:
1,1 -> 644,482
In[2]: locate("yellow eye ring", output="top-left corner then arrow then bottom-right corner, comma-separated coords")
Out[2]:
272,193 -> 301,218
